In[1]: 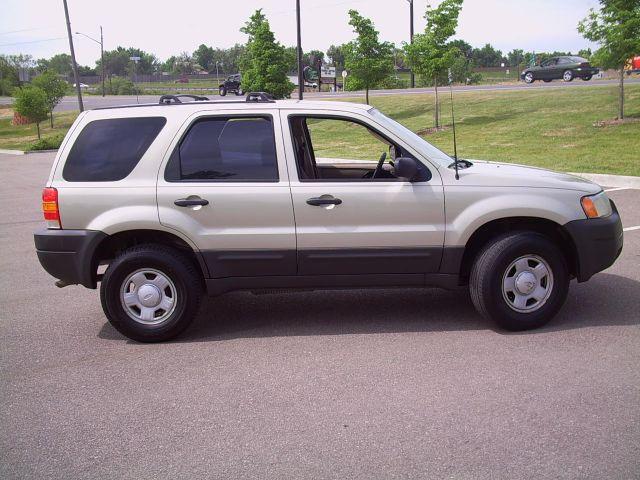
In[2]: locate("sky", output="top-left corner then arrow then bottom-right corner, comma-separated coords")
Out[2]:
1,0 -> 601,67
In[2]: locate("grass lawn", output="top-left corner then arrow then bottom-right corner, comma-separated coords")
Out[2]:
321,84 -> 640,176
0,85 -> 637,176
0,111 -> 79,151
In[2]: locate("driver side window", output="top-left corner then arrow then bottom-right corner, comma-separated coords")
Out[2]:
289,115 -> 414,182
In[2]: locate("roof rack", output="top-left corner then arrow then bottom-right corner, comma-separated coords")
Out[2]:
246,92 -> 276,103
159,94 -> 210,104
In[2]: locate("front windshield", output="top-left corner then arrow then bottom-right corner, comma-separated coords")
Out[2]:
369,108 -> 452,167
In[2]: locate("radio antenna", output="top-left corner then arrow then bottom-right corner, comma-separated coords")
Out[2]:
448,68 -> 459,180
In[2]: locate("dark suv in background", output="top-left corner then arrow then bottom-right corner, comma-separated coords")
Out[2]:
219,74 -> 243,96
521,56 -> 599,84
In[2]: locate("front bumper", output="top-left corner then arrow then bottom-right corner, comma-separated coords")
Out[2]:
563,200 -> 623,282
34,229 -> 107,288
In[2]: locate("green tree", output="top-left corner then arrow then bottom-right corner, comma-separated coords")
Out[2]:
13,86 -> 49,139
32,71 -> 67,128
578,0 -> 640,119
343,10 -> 394,104
404,0 -> 464,128
472,43 -> 503,67
36,53 -> 72,76
239,10 -> 294,99
194,44 -> 215,71
327,44 -> 346,72
507,48 -> 525,67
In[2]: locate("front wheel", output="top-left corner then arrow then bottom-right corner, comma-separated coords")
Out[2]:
100,245 -> 203,342
524,72 -> 534,84
563,70 -> 574,82
219,87 -> 227,96
469,232 -> 569,331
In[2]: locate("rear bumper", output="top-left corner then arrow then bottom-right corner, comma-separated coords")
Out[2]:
34,229 -> 107,288
563,201 -> 623,282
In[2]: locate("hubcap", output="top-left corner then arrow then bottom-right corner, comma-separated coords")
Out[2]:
120,269 -> 177,325
564,71 -> 572,81
502,255 -> 554,313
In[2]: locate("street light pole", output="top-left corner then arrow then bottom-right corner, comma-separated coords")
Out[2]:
408,0 -> 415,88
63,0 -> 84,112
76,30 -> 104,96
100,26 -> 104,97
296,0 -> 303,100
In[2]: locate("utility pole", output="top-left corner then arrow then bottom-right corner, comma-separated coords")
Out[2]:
63,0 -> 84,111
296,0 -> 303,100
408,0 -> 415,88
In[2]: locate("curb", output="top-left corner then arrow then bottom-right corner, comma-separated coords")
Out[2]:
0,148 -> 59,156
569,172 -> 640,189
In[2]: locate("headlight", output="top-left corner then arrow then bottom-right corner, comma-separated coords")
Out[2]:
581,191 -> 612,218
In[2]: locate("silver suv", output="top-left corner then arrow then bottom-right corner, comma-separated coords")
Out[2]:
34,93 -> 623,342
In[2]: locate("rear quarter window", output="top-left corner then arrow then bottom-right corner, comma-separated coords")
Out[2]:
63,117 -> 166,182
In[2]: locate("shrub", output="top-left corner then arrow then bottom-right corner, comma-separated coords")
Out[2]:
26,133 -> 65,151
0,78 -> 14,96
13,85 -> 49,139
104,77 -> 139,95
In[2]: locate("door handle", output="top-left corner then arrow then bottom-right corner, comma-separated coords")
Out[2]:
174,197 -> 209,207
306,196 -> 342,206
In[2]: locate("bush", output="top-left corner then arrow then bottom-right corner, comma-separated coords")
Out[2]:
13,85 -> 49,139
0,78 -> 15,96
378,75 -> 409,90
104,77 -> 139,95
26,133 -> 65,151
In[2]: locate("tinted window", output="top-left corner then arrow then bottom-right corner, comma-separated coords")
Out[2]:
165,116 -> 278,182
63,117 -> 166,182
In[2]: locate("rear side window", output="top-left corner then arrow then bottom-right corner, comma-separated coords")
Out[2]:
164,116 -> 278,182
63,117 -> 166,182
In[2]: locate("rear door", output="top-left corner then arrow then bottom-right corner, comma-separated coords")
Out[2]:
157,110 -> 296,278
281,110 -> 445,276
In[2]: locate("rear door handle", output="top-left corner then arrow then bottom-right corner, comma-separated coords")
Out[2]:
306,196 -> 342,206
174,197 -> 209,207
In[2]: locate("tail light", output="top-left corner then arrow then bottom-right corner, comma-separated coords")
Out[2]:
42,187 -> 61,228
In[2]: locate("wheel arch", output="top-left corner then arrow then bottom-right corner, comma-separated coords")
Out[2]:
456,217 -> 578,285
92,229 -> 209,285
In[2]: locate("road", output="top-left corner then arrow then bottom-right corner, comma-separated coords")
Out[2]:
1,77 -> 638,112
1,151 -> 639,479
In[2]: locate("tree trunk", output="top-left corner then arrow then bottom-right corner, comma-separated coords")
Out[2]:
36,122 -> 41,140
434,80 -> 439,129
50,110 -> 54,128
365,87 -> 369,105
619,67 -> 624,120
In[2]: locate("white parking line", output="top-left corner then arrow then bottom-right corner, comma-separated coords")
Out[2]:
624,226 -> 640,232
605,187 -> 632,192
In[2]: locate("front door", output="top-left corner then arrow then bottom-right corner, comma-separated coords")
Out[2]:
157,111 -> 296,278
282,111 -> 445,276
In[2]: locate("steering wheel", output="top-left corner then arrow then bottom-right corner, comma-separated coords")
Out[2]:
371,152 -> 387,179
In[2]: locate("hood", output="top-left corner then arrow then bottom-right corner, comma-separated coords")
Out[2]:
455,160 -> 602,194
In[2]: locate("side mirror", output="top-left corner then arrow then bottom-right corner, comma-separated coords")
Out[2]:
394,157 -> 429,182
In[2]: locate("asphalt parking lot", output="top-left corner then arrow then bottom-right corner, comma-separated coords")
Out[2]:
1,151 -> 639,479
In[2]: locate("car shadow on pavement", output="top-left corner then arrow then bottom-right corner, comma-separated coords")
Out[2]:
97,273 -> 640,343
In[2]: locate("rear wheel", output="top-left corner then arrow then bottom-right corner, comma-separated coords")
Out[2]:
581,75 -> 592,81
469,232 -> 569,331
563,70 -> 574,82
100,245 -> 203,342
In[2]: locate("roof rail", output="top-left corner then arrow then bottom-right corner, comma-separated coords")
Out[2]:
159,94 -> 210,104
246,92 -> 276,103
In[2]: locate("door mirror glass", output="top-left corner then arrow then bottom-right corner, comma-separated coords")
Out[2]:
394,156 -> 429,182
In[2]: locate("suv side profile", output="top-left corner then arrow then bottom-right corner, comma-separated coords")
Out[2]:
218,74 -> 242,96
35,94 -> 623,342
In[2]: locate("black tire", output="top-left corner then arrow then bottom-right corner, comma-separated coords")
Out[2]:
524,72 -> 535,84
543,79 -> 552,83
219,87 -> 227,96
581,75 -> 592,81
469,232 -> 569,331
100,244 -> 203,342
562,70 -> 574,82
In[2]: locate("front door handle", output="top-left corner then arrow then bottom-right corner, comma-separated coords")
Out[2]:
174,196 -> 209,207
306,196 -> 342,206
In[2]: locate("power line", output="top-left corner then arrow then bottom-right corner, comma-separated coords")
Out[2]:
0,36 -> 67,47
0,27 -> 49,36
